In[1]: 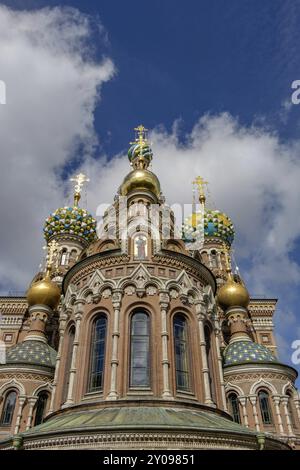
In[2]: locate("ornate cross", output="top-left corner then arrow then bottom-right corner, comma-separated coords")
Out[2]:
70,172 -> 90,206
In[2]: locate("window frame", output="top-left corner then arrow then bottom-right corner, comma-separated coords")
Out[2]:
87,314 -> 108,393
129,310 -> 151,390
173,313 -> 192,393
0,389 -> 17,427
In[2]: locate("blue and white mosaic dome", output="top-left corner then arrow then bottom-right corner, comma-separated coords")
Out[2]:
223,340 -> 277,366
44,206 -> 97,243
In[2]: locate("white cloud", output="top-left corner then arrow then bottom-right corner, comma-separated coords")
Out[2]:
0,5 -> 115,292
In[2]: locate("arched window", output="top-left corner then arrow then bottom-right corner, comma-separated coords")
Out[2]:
62,325 -> 75,403
204,325 -> 217,402
60,249 -> 69,266
258,390 -> 273,425
0,390 -> 17,426
34,392 -> 49,426
228,393 -> 241,424
133,234 -> 148,260
210,250 -> 218,268
88,315 -> 107,392
130,312 -> 150,388
173,314 -> 191,392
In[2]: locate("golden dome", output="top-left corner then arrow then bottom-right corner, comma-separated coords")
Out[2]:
217,275 -> 250,310
27,275 -> 61,309
120,169 -> 161,198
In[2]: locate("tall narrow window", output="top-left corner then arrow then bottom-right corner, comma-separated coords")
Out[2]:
60,249 -> 69,266
0,390 -> 17,426
228,393 -> 241,424
210,251 -> 218,268
62,325 -> 75,403
258,390 -> 273,425
88,315 -> 107,392
205,325 -> 217,403
130,312 -> 150,387
173,314 -> 191,392
34,392 -> 49,426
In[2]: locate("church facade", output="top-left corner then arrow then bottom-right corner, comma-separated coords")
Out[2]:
0,126 -> 299,450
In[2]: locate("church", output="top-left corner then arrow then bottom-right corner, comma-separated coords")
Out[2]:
0,125 -> 299,450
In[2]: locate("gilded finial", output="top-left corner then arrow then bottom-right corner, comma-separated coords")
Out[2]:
193,176 -> 208,206
222,242 -> 233,276
70,173 -> 90,207
133,124 -> 148,146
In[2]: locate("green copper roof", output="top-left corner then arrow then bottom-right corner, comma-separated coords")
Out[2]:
23,406 -> 255,437
223,340 -> 277,366
6,340 -> 57,368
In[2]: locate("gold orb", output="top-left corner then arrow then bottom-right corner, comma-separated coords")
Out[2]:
27,276 -> 61,309
217,279 -> 250,310
120,169 -> 161,197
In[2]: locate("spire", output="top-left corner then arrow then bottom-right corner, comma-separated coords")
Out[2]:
70,172 -> 90,207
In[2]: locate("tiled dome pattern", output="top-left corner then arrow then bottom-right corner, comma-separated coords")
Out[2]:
183,209 -> 235,247
223,340 -> 277,366
43,206 -> 97,243
6,340 -> 57,368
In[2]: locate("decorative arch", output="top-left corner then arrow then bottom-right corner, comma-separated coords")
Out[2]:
225,382 -> 244,396
282,382 -> 297,396
0,379 -> 25,397
250,378 -> 277,396
32,383 -> 53,397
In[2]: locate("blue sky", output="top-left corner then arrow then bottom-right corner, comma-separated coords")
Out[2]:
0,1 -> 300,381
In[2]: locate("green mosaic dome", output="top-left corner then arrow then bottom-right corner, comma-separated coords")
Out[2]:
128,142 -> 153,166
43,206 -> 97,243
223,340 -> 277,366
183,209 -> 235,247
6,340 -> 57,368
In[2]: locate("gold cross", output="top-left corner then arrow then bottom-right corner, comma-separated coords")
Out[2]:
70,172 -> 90,206
45,240 -> 59,274
193,176 -> 208,204
133,124 -> 148,145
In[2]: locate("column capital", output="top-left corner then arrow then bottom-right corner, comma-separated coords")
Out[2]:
249,395 -> 257,405
238,396 -> 248,406
159,291 -> 170,307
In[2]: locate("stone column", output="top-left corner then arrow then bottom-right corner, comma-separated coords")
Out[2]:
214,322 -> 227,411
272,395 -> 284,435
238,396 -> 249,427
195,302 -> 213,405
249,395 -> 260,432
107,290 -> 122,400
25,396 -> 38,430
48,311 -> 68,414
294,397 -> 300,421
14,395 -> 26,435
65,301 -> 84,405
282,395 -> 295,436
159,292 -> 172,399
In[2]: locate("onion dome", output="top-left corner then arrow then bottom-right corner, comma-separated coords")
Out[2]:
223,340 -> 277,366
43,206 -> 97,243
183,209 -> 235,247
6,340 -> 57,368
120,169 -> 161,198
217,274 -> 250,310
27,275 -> 61,310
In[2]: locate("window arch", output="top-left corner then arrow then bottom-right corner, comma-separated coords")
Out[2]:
62,325 -> 75,403
88,315 -> 107,392
34,391 -> 49,426
258,390 -> 273,425
228,392 -> 241,424
0,390 -> 17,426
173,314 -> 191,392
204,324 -> 217,402
130,311 -> 150,388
